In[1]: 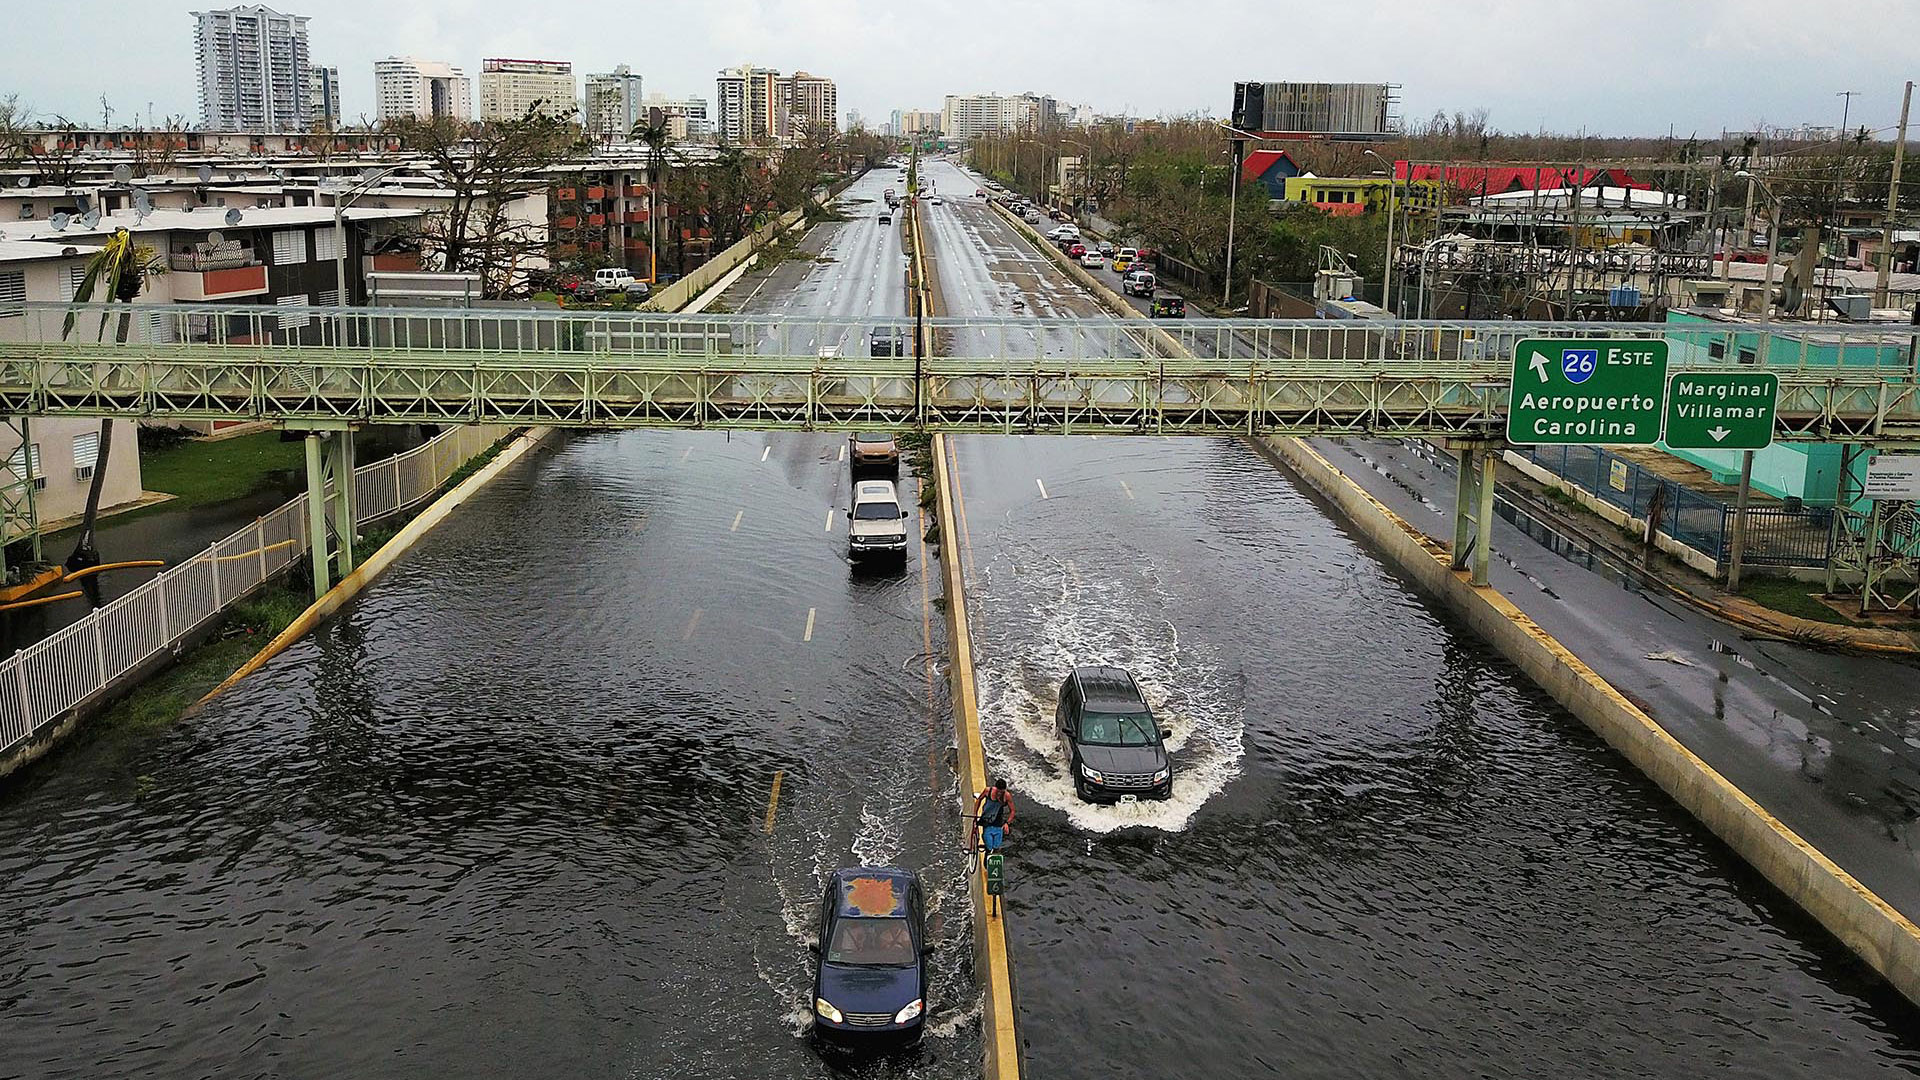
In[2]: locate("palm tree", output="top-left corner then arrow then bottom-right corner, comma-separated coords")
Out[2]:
60,227 -> 161,571
633,119 -> 673,282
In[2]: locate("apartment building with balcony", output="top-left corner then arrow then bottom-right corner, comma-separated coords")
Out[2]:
309,65 -> 342,127
192,5 -> 313,132
716,65 -> 783,145
785,73 -> 838,142
585,66 -> 645,139
374,57 -> 471,122
640,94 -> 712,141
479,58 -> 577,122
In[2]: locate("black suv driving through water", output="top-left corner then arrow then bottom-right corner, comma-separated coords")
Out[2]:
1056,666 -> 1173,802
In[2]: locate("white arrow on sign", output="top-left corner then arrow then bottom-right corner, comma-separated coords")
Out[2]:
1708,426 -> 1731,442
1528,351 -> 1550,384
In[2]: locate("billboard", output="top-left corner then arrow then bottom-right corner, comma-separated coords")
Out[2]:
1230,82 -> 1394,140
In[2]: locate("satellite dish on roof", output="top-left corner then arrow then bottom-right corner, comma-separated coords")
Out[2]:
207,230 -> 225,245
112,164 -> 133,184
133,188 -> 151,213
50,212 -> 71,231
224,207 -> 243,226
358,167 -> 382,183
197,165 -> 214,184
14,176 -> 29,188
80,208 -> 101,229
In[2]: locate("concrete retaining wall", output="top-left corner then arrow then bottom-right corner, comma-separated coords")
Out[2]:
650,171 -> 865,313
1499,449 -> 1721,577
1256,435 -> 1920,1010
986,202 -> 1186,360
930,434 -> 1022,1080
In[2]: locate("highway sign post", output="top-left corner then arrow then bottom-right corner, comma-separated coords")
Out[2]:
1507,339 -> 1669,445
1664,371 -> 1779,450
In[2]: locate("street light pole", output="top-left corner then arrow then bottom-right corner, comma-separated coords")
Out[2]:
1726,170 -> 1783,594
329,166 -> 400,332
1364,148 -> 1399,315
1875,80 -> 1913,307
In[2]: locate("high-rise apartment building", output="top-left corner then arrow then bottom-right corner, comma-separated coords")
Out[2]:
892,109 -> 942,136
584,65 -> 644,138
639,93 -> 712,141
716,64 -> 782,145
784,72 -> 837,142
308,65 -> 341,127
374,57 -> 471,121
192,6 -> 312,131
941,92 -> 1058,140
478,58 -> 576,122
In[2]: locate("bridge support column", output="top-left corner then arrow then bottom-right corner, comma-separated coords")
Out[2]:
1450,441 -> 1498,587
295,424 -> 357,599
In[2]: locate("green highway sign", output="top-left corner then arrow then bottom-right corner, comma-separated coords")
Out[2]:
1663,371 -> 1779,450
1507,338 -> 1669,446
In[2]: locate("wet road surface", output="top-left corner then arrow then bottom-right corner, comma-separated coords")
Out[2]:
0,168 -> 981,1080
1315,435 -> 1920,923
921,156 -> 1920,1078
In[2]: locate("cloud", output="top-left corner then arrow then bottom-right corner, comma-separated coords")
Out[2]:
2,0 -> 1915,136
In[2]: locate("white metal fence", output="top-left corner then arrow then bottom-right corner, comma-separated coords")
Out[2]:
0,423 -> 511,759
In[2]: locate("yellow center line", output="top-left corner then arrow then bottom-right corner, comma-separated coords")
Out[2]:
730,510 -> 744,532
803,607 -> 816,642
762,770 -> 784,834
683,608 -> 703,640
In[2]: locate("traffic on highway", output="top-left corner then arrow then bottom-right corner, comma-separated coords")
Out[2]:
0,157 -> 1915,1080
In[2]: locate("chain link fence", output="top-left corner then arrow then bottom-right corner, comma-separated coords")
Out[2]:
1512,443 -> 1834,571
0,423 -> 511,759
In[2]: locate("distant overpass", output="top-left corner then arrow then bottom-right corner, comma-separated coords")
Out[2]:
1,304 -> 1915,440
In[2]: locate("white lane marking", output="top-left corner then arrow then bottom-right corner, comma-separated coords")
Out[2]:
761,445 -> 771,462
683,608 -> 703,641
1120,480 -> 1135,500
825,508 -> 835,532
838,444 -> 847,462
680,447 -> 693,463
731,510 -> 744,532
803,607 -> 816,643
1035,478 -> 1049,500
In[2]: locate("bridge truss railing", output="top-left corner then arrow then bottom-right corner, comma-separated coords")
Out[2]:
0,422 -> 508,763
0,305 -> 1915,439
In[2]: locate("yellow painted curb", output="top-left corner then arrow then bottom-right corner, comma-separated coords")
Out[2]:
931,433 -> 1021,1080
1262,434 -> 1920,1009
194,426 -> 555,707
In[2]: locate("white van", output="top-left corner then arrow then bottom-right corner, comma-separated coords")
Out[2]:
847,479 -> 909,563
595,267 -> 636,289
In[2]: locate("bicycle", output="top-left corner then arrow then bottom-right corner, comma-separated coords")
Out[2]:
966,824 -> 1011,915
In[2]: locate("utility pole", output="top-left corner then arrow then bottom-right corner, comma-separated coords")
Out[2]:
1223,137 -> 1242,307
1838,90 -> 1859,140
1721,176 -> 1755,297
1875,80 -> 1912,307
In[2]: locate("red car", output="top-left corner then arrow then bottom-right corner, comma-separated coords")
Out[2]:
1067,243 -> 1087,259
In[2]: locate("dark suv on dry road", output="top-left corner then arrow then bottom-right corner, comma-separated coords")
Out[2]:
1056,665 -> 1173,802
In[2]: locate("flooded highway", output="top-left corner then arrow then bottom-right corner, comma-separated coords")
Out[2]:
921,158 -> 1920,1077
2,158 -> 1917,1080
0,170 -> 980,1079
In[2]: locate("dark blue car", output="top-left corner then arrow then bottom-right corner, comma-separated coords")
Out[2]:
810,866 -> 931,1045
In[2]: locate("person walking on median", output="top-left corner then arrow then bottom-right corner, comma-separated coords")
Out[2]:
970,777 -> 1017,854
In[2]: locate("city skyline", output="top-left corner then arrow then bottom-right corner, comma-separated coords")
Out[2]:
3,0 -> 1917,137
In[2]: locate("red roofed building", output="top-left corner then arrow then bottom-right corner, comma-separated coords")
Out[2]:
1394,162 -> 1645,198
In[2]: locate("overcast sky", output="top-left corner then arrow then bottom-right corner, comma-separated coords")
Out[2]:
6,0 -> 1917,138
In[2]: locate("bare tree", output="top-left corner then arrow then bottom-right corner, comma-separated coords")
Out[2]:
387,105 -> 584,296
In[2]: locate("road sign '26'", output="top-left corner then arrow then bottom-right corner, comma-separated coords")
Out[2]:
1506,338 -> 1669,446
